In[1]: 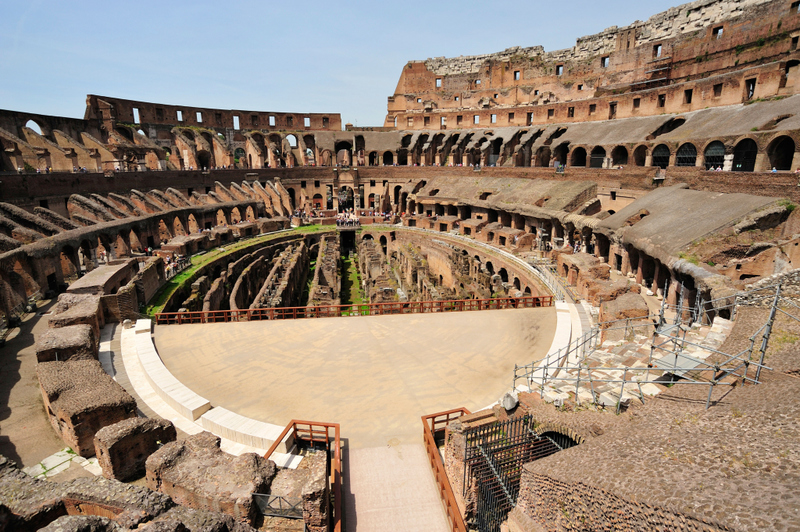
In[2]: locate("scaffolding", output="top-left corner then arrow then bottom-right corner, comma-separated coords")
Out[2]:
513,280 -> 799,411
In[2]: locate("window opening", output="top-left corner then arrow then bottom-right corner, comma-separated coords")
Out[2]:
653,44 -> 662,58
233,116 -> 240,130
713,83 -> 723,97
601,56 -> 609,67
176,110 -> 183,122
712,26 -> 724,39
568,107 -> 574,118
514,70 -> 520,80
658,94 -> 666,107
684,89 -> 693,104
436,78 -> 442,88
745,78 -> 756,100
633,98 -> 641,109
556,65 -> 564,76
133,108 -> 140,124
474,115 -> 480,124
196,111 -> 202,123
304,117 -> 311,127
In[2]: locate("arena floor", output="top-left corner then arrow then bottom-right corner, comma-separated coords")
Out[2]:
154,307 -> 556,448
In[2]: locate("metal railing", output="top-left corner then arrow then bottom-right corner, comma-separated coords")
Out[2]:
252,494 -> 303,519
512,284 -> 787,411
263,420 -> 342,532
422,408 -> 471,532
154,295 -> 553,325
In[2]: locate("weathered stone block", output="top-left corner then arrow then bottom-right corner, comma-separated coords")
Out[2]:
145,432 -> 276,525
35,324 -> 96,363
94,418 -> 177,482
37,360 -> 137,457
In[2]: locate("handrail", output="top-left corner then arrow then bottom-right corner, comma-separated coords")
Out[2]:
422,407 -> 471,532
264,419 -> 342,532
155,295 -> 553,325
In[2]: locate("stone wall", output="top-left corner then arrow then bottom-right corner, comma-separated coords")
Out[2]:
512,470 -> 733,531
308,234 -> 341,306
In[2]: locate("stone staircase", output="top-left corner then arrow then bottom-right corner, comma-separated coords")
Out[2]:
535,316 -> 735,408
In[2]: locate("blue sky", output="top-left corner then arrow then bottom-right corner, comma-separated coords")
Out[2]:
1,0 -> 680,127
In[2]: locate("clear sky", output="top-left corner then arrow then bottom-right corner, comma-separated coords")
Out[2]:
1,0 -> 681,127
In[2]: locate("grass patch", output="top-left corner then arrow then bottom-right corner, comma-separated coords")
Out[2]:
145,225 -> 330,316
340,254 -> 364,306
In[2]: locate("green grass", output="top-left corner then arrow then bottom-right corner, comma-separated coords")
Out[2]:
145,225 -> 331,316
340,255 -> 365,307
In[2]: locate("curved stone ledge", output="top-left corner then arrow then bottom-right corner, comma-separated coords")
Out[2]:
133,319 -> 211,421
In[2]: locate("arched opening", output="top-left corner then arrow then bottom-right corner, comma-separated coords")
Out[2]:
312,193 -> 324,209
245,206 -> 255,221
338,186 -> 354,212
397,149 -> 408,166
555,144 -> 570,166
114,233 -> 130,257
676,143 -> 697,167
488,138 -> 503,166
513,278 -> 521,291
767,135 -> 795,171
732,139 -> 758,172
59,246 -> 79,280
383,151 -> 394,165
172,217 -> 186,236
334,141 -> 352,166
216,209 -> 228,226
379,235 -> 388,255
570,147 -> 587,167
651,144 -> 670,169
368,152 -> 378,166
539,431 -> 579,450
610,146 -> 628,166
485,261 -> 495,275
535,146 -> 551,167
187,214 -> 200,233
633,145 -> 647,166
128,230 -> 143,253
286,134 -> 298,148
589,146 -> 606,168
196,150 -> 211,169
703,141 -> 725,169
286,189 -> 296,210
368,193 -> 375,209
498,268 -> 509,283
234,148 -> 246,167
24,120 -> 43,135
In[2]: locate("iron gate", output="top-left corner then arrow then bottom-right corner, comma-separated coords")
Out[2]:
462,416 -> 577,532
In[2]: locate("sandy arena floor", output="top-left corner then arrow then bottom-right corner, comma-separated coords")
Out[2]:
154,307 -> 556,448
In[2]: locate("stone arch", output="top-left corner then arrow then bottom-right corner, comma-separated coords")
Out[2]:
498,268 -> 509,283
651,144 -> 670,169
632,145 -> 647,166
286,134 -> 298,148
114,233 -> 130,257
216,209 -> 228,226
534,146 -> 551,167
589,146 -> 606,168
531,422 -> 585,445
312,193 -> 324,209
368,193 -> 375,209
187,214 -> 200,233
611,146 -> 628,166
767,135 -> 795,171
485,261 -> 495,275
24,119 -> 45,136
570,147 -> 587,167
245,206 -> 256,221
368,152 -> 378,166
96,235 -> 114,262
553,143 -> 569,166
676,142 -> 697,167
334,141 -> 352,166
230,207 -> 242,224
158,220 -> 173,243
397,149 -> 409,166
703,140 -> 726,169
196,150 -> 212,169
383,151 -> 394,165
59,245 -> 80,280
172,216 -> 186,237
379,235 -> 388,255
129,228 -> 144,252
732,138 -> 758,172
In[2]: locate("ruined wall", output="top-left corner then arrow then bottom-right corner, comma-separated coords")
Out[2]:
307,234 -> 341,306
94,418 -> 177,482
386,0 -> 800,129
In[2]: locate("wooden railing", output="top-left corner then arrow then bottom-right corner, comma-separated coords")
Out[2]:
264,420 -> 342,532
155,295 -> 553,325
422,407 -> 472,532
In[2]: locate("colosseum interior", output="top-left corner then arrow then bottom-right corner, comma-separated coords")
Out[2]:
1,0 -> 800,530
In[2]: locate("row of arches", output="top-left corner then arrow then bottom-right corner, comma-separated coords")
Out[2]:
560,135 -> 795,171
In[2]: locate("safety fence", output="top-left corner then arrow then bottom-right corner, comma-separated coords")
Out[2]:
154,295 -> 553,325
262,420 -> 342,532
422,408 -> 472,532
